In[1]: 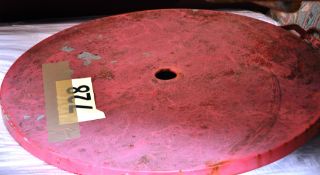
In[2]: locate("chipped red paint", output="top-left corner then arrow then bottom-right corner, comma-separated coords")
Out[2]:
1,9 -> 320,175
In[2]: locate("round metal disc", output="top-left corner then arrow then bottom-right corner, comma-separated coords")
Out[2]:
1,9 -> 320,175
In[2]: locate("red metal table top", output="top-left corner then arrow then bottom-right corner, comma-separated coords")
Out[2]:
1,9 -> 320,175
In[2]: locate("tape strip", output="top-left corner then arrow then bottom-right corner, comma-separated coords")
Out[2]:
56,79 -> 78,124
42,62 -> 80,142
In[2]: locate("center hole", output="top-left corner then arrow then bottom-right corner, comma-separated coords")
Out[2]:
155,69 -> 177,80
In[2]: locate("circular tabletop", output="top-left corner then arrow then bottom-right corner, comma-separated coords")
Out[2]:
1,9 -> 320,175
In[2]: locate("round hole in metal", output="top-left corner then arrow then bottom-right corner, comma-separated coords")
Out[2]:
155,69 -> 177,80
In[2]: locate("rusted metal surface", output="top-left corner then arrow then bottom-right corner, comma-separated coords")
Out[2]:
1,9 -> 320,175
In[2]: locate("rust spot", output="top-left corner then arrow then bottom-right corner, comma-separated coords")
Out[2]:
200,124 -> 209,129
205,161 -> 228,175
138,155 -> 150,164
78,148 -> 86,152
151,79 -> 158,84
286,70 -> 297,80
257,154 -> 262,166
205,73 -> 217,80
199,100 -> 216,107
36,126 -> 44,131
222,70 -> 236,76
96,69 -> 114,80
250,57 -> 272,68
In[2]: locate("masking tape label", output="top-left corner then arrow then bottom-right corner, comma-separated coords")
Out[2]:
56,77 -> 105,125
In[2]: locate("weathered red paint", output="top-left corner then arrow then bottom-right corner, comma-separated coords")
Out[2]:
1,9 -> 320,175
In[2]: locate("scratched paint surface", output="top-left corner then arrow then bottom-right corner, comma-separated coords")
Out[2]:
0,9 -> 320,175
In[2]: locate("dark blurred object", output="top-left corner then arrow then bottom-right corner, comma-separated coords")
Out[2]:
0,0 -> 270,22
271,1 -> 320,40
205,0 -> 302,12
282,24 -> 320,48
0,0 -> 309,23
271,1 -> 320,29
253,1 -> 302,12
